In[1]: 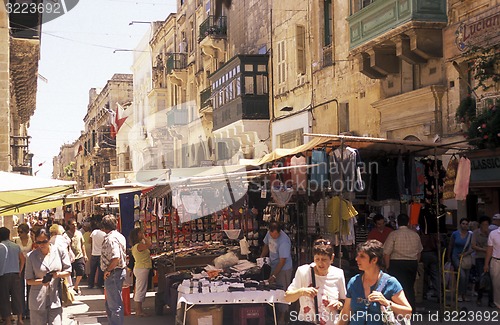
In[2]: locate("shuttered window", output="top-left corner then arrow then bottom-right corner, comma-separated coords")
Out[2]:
296,25 -> 306,75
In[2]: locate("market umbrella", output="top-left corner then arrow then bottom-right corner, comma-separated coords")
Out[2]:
0,171 -> 76,215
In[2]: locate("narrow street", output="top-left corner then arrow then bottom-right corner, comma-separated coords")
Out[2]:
12,286 -> 497,325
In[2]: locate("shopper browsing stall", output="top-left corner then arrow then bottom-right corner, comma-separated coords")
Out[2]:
260,220 -> 292,323
129,228 -> 152,317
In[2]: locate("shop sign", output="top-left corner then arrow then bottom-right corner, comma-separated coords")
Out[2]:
444,5 -> 500,59
470,156 -> 500,183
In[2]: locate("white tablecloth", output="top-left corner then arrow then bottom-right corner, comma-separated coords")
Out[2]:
177,289 -> 288,308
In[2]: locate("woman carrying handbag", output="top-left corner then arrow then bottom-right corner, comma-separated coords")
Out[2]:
285,239 -> 346,324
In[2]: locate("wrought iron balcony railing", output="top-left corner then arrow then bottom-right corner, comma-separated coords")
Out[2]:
166,53 -> 188,74
199,16 -> 227,43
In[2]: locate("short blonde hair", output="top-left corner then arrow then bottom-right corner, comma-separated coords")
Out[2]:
49,224 -> 64,235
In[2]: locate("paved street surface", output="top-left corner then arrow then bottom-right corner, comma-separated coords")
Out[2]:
9,287 -> 499,324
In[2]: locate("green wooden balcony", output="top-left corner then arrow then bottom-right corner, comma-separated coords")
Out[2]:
348,0 -> 447,50
200,87 -> 212,112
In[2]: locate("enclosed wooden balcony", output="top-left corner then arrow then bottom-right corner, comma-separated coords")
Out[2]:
348,0 -> 447,79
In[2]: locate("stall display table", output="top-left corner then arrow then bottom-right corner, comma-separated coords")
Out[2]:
177,289 -> 287,325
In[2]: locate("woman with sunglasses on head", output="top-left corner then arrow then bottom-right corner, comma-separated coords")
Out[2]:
25,228 -> 71,325
285,239 -> 347,324
338,240 -> 411,325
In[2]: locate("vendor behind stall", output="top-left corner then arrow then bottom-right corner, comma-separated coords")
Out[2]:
260,220 -> 292,323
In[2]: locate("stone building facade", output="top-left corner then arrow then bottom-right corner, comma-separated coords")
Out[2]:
73,74 -> 134,190
0,6 -> 41,174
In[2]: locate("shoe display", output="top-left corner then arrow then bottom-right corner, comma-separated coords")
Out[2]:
457,297 -> 463,302
464,296 -> 471,302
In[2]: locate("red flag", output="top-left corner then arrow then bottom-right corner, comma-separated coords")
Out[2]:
115,102 -> 128,135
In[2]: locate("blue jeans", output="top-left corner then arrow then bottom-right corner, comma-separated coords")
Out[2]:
89,256 -> 104,288
104,268 -> 126,325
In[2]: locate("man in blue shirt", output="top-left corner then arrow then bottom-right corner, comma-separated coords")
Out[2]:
0,227 -> 25,325
261,221 -> 292,323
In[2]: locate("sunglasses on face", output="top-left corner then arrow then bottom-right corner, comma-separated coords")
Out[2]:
36,240 -> 49,245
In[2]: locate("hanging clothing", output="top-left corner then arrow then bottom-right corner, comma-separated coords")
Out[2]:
325,196 -> 358,235
373,158 -> 400,201
290,154 -> 307,190
414,160 -> 425,198
421,158 -> 447,205
443,156 -> 459,200
454,157 -> 471,201
330,146 -> 363,192
309,149 -> 329,190
409,202 -> 422,226
271,188 -> 294,207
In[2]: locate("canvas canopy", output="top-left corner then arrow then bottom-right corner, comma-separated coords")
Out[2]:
0,171 -> 76,215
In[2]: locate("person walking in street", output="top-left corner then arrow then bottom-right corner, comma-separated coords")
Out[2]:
100,215 -> 127,325
25,227 -> 71,325
129,228 -> 152,317
82,222 -> 92,281
489,213 -> 500,231
447,218 -> 473,302
419,231 -> 440,300
383,213 -> 422,311
472,215 -> 494,307
285,239 -> 346,324
0,227 -> 25,325
88,221 -> 105,289
367,214 -> 393,244
260,220 -> 293,323
66,218 -> 87,295
339,240 -> 412,325
485,220 -> 500,309
14,223 -> 33,320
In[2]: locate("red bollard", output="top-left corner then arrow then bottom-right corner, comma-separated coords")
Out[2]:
103,286 -> 132,316
122,286 -> 131,316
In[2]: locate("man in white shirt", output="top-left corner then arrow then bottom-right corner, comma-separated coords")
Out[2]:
485,226 -> 500,309
88,221 -> 106,289
489,213 -> 500,231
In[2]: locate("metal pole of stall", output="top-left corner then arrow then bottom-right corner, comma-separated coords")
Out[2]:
338,137 -> 344,269
434,147 -> 444,318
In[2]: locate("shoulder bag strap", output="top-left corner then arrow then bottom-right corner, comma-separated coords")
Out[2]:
462,232 -> 472,254
310,265 -> 320,324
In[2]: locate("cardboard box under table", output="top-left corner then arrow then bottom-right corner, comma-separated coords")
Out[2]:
186,305 -> 223,325
177,288 -> 287,325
